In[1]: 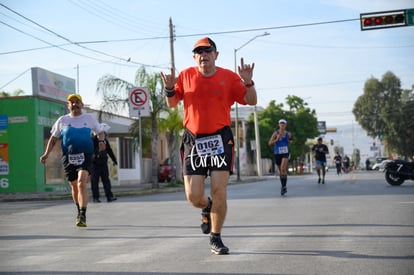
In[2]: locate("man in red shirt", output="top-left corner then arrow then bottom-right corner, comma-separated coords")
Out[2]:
161,37 -> 257,255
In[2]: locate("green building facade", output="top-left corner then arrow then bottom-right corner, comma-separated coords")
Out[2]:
0,96 -> 68,192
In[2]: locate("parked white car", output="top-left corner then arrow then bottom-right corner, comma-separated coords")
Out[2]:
372,160 -> 391,171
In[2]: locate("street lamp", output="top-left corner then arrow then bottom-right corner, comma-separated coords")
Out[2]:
234,32 -> 270,181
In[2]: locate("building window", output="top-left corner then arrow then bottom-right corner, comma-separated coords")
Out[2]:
43,127 -> 65,185
119,137 -> 135,169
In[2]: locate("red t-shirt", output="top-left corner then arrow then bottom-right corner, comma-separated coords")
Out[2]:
174,66 -> 247,134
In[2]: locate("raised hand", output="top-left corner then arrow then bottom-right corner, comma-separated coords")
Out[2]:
160,67 -> 176,89
237,57 -> 255,83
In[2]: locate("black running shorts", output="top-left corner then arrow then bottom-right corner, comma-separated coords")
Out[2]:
274,153 -> 290,167
180,126 -> 234,176
62,153 -> 93,182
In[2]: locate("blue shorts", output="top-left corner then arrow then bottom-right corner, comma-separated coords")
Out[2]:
180,126 -> 234,176
315,160 -> 326,167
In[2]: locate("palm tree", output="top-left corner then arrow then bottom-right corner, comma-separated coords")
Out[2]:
158,106 -> 184,181
96,66 -> 168,187
0,89 -> 24,97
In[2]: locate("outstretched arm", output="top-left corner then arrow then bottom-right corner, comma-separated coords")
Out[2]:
40,136 -> 58,164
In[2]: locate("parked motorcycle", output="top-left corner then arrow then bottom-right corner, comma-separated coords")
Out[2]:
384,160 -> 414,186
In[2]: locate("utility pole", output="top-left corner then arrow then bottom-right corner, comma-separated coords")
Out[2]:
75,64 -> 79,94
168,18 -> 182,181
169,17 -> 175,73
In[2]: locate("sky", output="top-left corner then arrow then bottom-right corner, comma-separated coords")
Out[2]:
1,0 -> 413,158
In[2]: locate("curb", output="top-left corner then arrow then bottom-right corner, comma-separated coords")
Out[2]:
0,176 -> 266,202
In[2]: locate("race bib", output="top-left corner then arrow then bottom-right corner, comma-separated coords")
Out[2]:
278,146 -> 288,154
195,134 -> 224,157
68,153 -> 85,165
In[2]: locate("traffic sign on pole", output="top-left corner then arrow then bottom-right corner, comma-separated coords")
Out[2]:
128,87 -> 150,117
317,121 -> 326,134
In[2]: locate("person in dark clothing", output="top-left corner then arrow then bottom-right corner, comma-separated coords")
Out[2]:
333,152 -> 342,175
91,124 -> 118,203
312,137 -> 329,184
342,155 -> 351,173
365,158 -> 371,171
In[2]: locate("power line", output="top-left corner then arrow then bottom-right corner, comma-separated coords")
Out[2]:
180,18 -> 361,37
0,20 -> 108,61
69,0 -> 145,35
0,10 -> 52,37
260,79 -> 366,91
2,15 -> 412,57
2,2 -> 412,60
0,3 -> 164,69
0,2 -> 360,54
0,19 -> 135,66
0,68 -> 30,90
0,43 -> 73,55
69,0 -> 167,37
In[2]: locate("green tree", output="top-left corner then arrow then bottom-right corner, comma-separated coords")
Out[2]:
353,148 -> 361,168
284,95 -> 319,162
96,66 -> 168,186
253,100 -> 284,160
353,71 -> 414,158
246,96 -> 319,171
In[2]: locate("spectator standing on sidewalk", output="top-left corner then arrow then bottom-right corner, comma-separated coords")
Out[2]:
91,123 -> 118,203
40,94 -> 105,227
343,155 -> 351,173
160,37 -> 257,255
365,158 -> 371,171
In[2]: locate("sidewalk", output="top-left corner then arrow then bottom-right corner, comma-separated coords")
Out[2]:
0,175 -> 266,202
0,181 -> 182,202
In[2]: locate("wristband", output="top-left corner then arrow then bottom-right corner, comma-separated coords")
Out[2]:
245,80 -> 254,88
164,88 -> 175,97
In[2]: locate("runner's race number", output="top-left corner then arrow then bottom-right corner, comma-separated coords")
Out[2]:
195,134 -> 224,157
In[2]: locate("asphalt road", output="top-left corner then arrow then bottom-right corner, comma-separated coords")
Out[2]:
0,170 -> 413,275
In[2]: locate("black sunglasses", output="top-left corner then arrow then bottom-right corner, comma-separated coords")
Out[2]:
194,47 -> 214,54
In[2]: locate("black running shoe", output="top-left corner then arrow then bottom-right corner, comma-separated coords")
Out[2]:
76,214 -> 87,227
107,197 -> 117,202
318,178 -> 321,184
200,197 -> 212,234
210,235 -> 229,255
281,187 -> 287,196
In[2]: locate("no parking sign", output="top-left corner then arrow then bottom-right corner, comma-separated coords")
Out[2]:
128,87 -> 150,117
